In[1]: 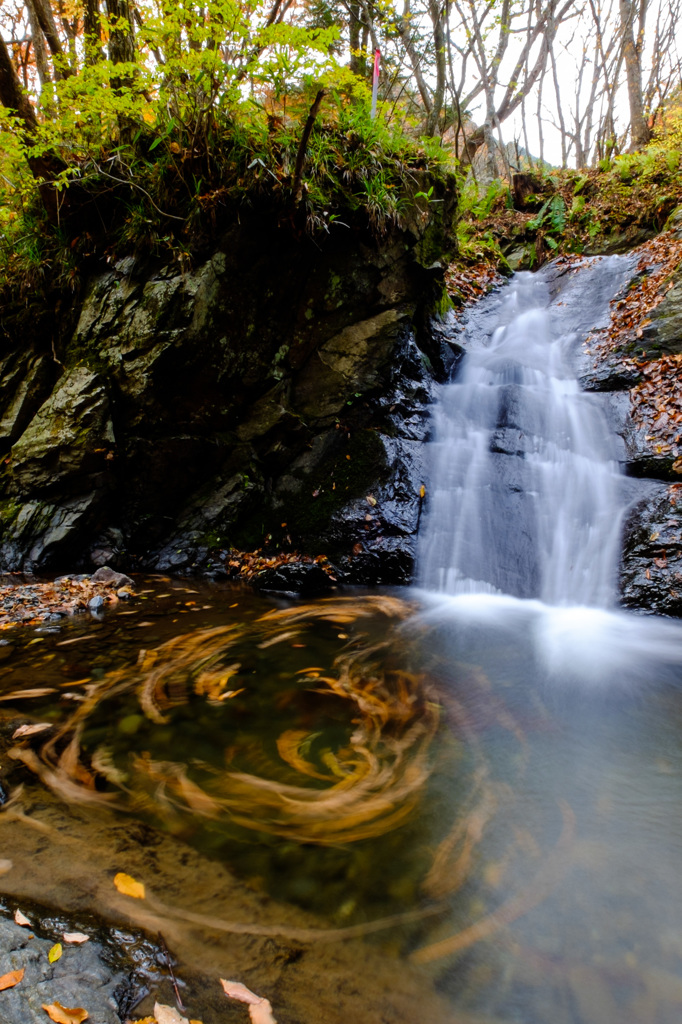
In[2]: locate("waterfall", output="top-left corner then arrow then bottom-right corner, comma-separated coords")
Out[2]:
418,257 -> 636,606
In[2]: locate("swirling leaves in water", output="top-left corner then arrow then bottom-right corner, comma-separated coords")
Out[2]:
4,594 -> 565,966
10,597 -> 442,845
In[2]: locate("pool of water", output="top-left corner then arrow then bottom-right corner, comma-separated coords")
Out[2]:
2,579 -> 682,1024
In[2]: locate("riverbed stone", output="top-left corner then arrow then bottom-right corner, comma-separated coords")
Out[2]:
90,566 -> 134,588
0,917 -> 124,1024
253,561 -> 336,595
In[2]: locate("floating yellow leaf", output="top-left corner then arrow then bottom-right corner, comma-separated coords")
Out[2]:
419,485 -> 426,498
113,872 -> 145,899
48,942 -> 63,963
41,1002 -> 89,1024
0,968 -> 24,991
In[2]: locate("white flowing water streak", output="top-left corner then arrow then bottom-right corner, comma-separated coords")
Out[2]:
419,257 -> 636,606
414,254 -> 682,684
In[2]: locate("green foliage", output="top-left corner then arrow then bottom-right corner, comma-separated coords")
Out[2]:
0,0 -> 449,296
526,195 -> 565,248
453,128 -> 682,279
570,195 -> 586,220
458,177 -> 508,220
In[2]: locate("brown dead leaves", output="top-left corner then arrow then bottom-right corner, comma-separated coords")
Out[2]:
224,549 -> 337,582
586,233 -> 682,358
0,572 -> 135,632
445,261 -> 505,311
582,233 -> 682,466
630,354 -> 682,469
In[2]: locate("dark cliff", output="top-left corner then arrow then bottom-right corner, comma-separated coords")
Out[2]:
0,178 -> 459,584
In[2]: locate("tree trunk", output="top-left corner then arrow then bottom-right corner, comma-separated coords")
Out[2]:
0,35 -> 66,221
105,0 -> 136,66
24,0 -> 52,89
105,0 -> 136,142
619,0 -> 651,149
349,1 -> 362,75
425,0 -> 446,135
28,0 -> 73,78
84,0 -> 103,63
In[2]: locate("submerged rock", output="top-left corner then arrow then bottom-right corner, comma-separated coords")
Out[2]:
253,561 -> 336,595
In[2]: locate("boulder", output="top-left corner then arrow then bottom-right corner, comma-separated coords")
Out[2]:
620,483 -> 682,616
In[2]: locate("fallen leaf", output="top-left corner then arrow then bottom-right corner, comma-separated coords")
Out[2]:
419,485 -> 426,499
221,980 -> 278,1024
14,909 -> 31,926
63,932 -> 89,944
12,723 -> 53,739
41,1003 -> 89,1024
48,942 -> 63,963
0,689 -> 57,701
113,872 -> 145,899
153,1003 -> 189,1024
0,968 -> 24,991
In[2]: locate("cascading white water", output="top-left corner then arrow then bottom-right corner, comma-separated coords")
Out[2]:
418,257 -> 637,606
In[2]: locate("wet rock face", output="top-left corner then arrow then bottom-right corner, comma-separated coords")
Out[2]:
576,234 -> 682,615
620,484 -> 682,616
0,196 -> 458,583
586,366 -> 682,615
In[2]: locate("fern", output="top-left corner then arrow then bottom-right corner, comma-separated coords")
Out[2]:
549,196 -> 566,233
